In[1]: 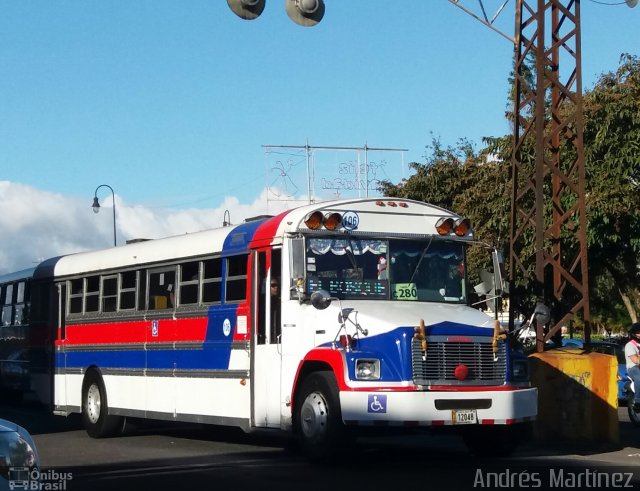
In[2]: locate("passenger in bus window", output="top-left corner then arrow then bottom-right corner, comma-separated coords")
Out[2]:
270,277 -> 281,340
167,283 -> 175,308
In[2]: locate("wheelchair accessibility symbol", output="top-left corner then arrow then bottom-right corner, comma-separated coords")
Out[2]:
367,394 -> 387,413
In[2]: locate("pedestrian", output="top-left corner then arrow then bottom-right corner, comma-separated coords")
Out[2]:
625,323 -> 640,410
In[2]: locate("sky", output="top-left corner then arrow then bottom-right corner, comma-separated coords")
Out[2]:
0,0 -> 637,274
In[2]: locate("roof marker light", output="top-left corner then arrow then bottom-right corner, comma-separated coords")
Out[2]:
324,213 -> 342,231
304,211 -> 323,230
376,201 -> 386,207
454,218 -> 471,237
435,217 -> 454,235
387,201 -> 397,207
399,202 -> 408,208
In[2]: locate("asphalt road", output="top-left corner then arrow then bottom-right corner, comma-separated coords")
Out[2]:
3,400 -> 640,491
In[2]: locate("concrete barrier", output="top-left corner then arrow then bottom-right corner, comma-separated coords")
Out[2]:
529,348 -> 619,443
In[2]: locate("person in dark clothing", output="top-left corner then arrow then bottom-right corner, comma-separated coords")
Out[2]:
270,277 -> 281,341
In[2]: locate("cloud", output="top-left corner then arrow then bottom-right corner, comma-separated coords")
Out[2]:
0,182 -> 295,275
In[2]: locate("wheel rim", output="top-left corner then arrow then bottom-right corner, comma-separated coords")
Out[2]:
300,391 -> 328,441
86,383 -> 102,424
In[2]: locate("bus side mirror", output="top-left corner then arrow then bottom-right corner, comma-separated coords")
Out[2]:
290,237 -> 306,299
310,290 -> 332,310
533,302 -> 551,327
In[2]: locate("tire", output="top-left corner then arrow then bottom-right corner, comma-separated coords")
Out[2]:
82,371 -> 123,438
294,371 -> 349,461
463,425 -> 523,457
627,398 -> 640,426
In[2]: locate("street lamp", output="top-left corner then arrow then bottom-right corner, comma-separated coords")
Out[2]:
92,184 -> 117,247
227,0 -> 325,26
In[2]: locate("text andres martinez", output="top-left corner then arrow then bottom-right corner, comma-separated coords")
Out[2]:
474,468 -> 634,488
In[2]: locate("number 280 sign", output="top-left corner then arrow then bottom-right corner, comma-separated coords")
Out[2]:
393,283 -> 417,301
342,211 -> 359,231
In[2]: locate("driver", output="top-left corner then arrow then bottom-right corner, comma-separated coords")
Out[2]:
625,323 -> 640,410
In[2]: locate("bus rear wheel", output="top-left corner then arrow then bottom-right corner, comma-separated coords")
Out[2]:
294,371 -> 349,461
82,371 -> 123,438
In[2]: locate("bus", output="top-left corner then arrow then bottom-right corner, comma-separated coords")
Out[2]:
1,198 -> 536,458
0,260 -> 58,404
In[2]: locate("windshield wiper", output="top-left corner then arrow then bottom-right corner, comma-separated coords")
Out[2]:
409,237 -> 433,284
345,235 -> 361,279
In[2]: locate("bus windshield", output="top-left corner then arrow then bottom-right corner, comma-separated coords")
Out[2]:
305,237 -> 466,303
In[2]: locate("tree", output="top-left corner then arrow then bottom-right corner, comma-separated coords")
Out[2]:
583,54 -> 640,323
382,54 -> 640,328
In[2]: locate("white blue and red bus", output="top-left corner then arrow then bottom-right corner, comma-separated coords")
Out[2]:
0,198 -> 536,457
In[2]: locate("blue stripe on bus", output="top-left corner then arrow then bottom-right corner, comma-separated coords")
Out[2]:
59,340 -> 236,371
425,321 -> 495,337
320,322 -> 496,382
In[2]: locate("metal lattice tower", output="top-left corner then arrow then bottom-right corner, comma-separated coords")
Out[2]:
510,0 -> 590,350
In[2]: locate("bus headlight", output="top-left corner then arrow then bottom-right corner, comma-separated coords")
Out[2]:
355,359 -> 380,380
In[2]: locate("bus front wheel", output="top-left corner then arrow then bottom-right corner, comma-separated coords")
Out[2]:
82,371 -> 123,438
294,371 -> 349,461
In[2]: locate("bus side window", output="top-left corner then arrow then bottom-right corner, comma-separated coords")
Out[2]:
2,284 -> 14,326
119,271 -> 137,310
225,255 -> 247,303
138,270 -> 147,311
148,269 -> 176,310
85,276 -> 100,313
179,261 -> 200,306
202,258 -> 222,304
14,281 -> 27,326
68,278 -> 83,315
102,275 -> 118,313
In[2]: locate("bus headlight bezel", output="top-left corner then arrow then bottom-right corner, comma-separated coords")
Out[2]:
355,359 -> 381,380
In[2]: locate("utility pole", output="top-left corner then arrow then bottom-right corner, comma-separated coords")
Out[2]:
510,0 -> 590,351
450,0 -> 591,351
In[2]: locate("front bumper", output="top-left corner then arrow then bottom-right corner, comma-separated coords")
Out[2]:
340,387 -> 537,426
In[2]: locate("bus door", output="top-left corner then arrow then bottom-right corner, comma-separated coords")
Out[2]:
55,282 -> 68,409
251,248 -> 282,428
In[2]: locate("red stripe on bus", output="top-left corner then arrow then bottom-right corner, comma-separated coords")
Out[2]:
63,317 -> 208,345
251,211 -> 289,248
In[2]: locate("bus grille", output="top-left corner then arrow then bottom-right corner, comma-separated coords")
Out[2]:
412,339 -> 506,386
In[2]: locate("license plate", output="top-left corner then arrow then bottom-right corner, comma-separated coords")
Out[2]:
452,409 -> 477,424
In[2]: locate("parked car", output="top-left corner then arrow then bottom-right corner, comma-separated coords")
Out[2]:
0,418 -> 39,490
561,338 -> 627,400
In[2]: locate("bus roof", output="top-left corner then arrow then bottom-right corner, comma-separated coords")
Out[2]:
52,219 -> 267,278
274,197 -> 467,237
45,198 -> 472,278
0,267 -> 36,284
